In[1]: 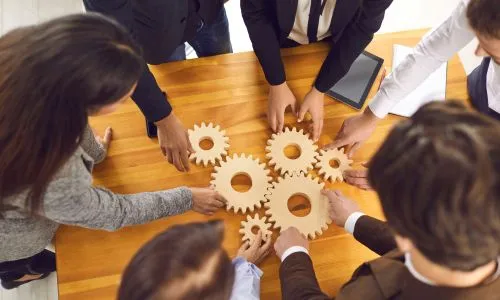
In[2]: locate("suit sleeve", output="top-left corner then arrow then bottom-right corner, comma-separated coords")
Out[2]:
353,215 -> 397,256
314,0 -> 393,92
241,0 -> 286,86
83,0 -> 173,122
279,252 -> 330,300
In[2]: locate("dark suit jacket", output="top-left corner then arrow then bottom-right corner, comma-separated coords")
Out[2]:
241,0 -> 393,92
84,0 -> 224,121
279,215 -> 500,299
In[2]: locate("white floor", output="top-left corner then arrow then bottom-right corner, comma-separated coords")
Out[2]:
0,0 -> 475,299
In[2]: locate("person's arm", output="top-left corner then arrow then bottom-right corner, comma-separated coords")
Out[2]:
314,0 -> 393,93
324,190 -> 397,256
368,0 -> 475,118
275,228 -> 330,300
230,257 -> 263,300
240,0 -> 286,86
346,214 -> 397,256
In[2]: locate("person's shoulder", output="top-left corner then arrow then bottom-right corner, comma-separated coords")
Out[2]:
46,147 -> 93,195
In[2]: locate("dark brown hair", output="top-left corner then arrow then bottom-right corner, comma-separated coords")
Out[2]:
0,14 -> 143,215
368,101 -> 500,271
118,221 -> 235,300
467,0 -> 500,39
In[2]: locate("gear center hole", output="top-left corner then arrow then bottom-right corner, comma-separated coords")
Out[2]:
231,173 -> 252,193
199,137 -> 214,150
287,193 -> 311,217
284,144 -> 302,160
251,226 -> 260,234
329,159 -> 340,169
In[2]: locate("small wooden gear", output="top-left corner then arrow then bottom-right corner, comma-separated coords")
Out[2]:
188,122 -> 229,166
211,154 -> 273,214
239,213 -> 273,244
315,148 -> 353,182
265,172 -> 331,239
266,127 -> 318,175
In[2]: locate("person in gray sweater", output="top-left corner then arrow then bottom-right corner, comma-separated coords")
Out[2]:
0,14 -> 225,289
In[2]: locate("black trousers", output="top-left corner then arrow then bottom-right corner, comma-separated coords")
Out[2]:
0,250 -> 56,282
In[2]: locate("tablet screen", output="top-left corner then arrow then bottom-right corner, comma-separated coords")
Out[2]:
326,51 -> 384,109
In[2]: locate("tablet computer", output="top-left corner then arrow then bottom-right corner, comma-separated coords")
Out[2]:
325,51 -> 384,110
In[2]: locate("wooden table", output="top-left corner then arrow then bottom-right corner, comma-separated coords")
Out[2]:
55,29 -> 468,300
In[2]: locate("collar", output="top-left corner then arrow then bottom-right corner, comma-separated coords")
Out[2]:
405,253 -> 500,286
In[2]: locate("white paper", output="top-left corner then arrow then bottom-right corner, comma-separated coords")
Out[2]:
389,45 -> 447,117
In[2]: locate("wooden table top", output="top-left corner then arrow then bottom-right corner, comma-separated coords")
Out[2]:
55,29 -> 468,300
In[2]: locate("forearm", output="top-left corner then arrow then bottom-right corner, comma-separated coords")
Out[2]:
241,0 -> 286,85
349,215 -> 397,256
46,186 -> 192,231
80,125 -> 107,164
230,257 -> 263,300
368,0 -> 475,118
131,65 -> 173,122
279,253 -> 329,300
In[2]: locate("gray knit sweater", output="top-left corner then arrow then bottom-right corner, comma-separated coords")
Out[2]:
0,126 -> 193,262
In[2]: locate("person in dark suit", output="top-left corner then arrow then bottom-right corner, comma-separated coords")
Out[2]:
83,0 -> 232,172
274,101 -> 500,299
241,0 -> 393,141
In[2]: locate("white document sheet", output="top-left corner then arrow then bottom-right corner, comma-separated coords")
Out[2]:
390,45 -> 447,117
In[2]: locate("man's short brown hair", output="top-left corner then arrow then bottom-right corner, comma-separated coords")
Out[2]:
467,0 -> 500,39
368,101 -> 500,271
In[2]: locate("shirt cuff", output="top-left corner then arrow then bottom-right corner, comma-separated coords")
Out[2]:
233,257 -> 263,278
280,246 -> 309,262
368,95 -> 392,119
344,212 -> 365,234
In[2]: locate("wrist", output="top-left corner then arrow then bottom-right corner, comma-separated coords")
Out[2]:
154,112 -> 175,127
310,86 -> 324,96
270,81 -> 288,90
362,107 -> 380,123
344,212 -> 365,234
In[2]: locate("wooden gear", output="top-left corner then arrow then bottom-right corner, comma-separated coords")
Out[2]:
315,148 -> 353,182
239,213 -> 273,244
266,127 -> 318,175
211,154 -> 273,214
188,122 -> 229,166
265,172 -> 331,239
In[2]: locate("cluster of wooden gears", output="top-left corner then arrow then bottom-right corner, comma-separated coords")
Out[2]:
188,123 -> 353,242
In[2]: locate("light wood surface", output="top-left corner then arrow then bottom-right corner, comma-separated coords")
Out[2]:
55,29 -> 468,300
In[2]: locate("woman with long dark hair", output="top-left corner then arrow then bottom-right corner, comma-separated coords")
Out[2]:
0,14 -> 225,289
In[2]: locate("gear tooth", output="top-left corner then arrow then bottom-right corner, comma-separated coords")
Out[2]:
215,125 -> 221,131
207,122 -> 214,128
195,157 -> 202,165
203,160 -> 210,167
285,127 -> 291,133
298,128 -> 304,134
239,229 -> 245,234
188,129 -> 194,135
247,214 -> 252,221
248,154 -> 253,160
194,124 -> 200,130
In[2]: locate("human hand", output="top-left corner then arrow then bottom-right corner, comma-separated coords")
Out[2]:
190,187 -> 227,215
324,108 -> 379,158
156,113 -> 194,172
274,227 -> 309,260
94,126 -> 113,152
344,163 -> 372,190
298,87 -> 324,142
321,190 -> 361,227
237,230 -> 273,265
268,82 -> 297,133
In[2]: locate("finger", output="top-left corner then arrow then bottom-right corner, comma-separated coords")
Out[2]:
297,104 -> 308,123
319,119 -> 324,141
238,241 -> 250,252
172,151 -> 185,172
290,99 -> 297,115
323,138 -> 349,151
103,127 -> 113,145
165,148 -> 173,164
186,134 -> 195,154
180,148 -> 190,172
313,119 -> 321,142
362,161 -> 370,168
215,192 -> 228,204
211,199 -> 225,208
276,111 -> 285,133
269,111 -> 277,133
321,189 -> 335,198
359,185 -> 372,190
348,142 -> 362,158
261,233 -> 273,251
250,230 -> 263,251
344,169 -> 368,178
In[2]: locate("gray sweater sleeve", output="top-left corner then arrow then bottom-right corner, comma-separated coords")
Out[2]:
80,125 -> 107,164
42,153 -> 193,231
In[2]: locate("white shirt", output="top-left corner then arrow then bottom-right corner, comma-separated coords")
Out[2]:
369,0 -> 500,118
288,0 -> 338,45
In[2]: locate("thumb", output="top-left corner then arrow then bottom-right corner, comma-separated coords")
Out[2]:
323,138 -> 348,150
186,135 -> 195,154
297,104 -> 308,122
250,230 -> 263,250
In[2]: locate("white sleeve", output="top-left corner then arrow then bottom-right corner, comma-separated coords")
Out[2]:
368,0 -> 475,118
280,246 -> 310,262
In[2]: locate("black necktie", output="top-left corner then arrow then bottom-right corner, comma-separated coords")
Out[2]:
307,0 -> 323,43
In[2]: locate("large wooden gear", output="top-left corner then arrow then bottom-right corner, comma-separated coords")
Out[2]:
188,122 -> 229,167
211,154 -> 273,214
266,127 -> 318,175
264,172 -> 331,239
315,148 -> 353,182
239,213 -> 272,244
